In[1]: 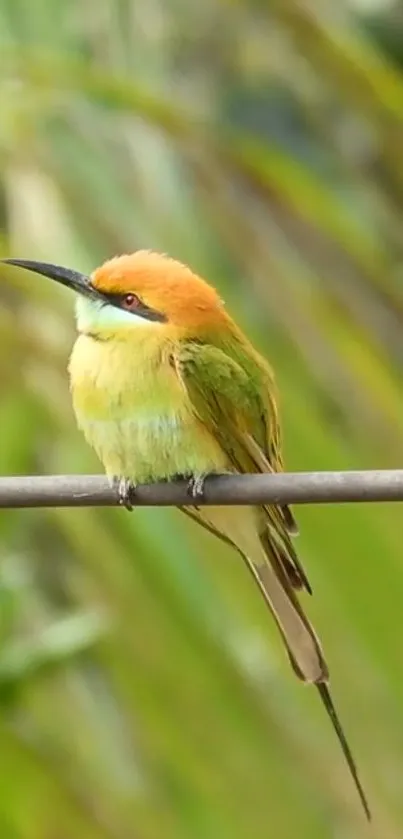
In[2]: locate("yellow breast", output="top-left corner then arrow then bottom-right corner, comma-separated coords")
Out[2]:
68,332 -> 228,481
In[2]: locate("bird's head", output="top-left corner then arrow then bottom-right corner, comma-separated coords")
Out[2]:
2,251 -> 227,338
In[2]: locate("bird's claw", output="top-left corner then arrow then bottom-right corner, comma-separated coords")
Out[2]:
187,474 -> 208,502
114,476 -> 136,511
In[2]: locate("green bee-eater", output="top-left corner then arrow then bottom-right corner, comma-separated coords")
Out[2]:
3,251 -> 370,818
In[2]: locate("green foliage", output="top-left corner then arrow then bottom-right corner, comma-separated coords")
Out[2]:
1,0 -> 403,835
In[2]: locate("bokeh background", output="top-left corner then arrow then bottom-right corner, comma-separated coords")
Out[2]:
1,0 -> 403,835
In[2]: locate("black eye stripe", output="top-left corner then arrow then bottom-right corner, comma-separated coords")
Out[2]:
102,292 -> 167,323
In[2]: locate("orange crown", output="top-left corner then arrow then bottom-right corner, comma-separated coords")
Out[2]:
92,250 -> 227,330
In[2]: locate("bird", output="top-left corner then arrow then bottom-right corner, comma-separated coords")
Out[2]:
2,251 -> 370,819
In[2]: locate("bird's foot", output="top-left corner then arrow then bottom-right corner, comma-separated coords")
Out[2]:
187,473 -> 209,502
113,476 -> 137,512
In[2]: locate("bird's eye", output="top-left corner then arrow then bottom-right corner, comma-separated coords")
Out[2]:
121,293 -> 140,311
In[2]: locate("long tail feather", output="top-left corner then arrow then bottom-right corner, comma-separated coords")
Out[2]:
248,547 -> 371,820
316,682 -> 371,820
240,553 -> 327,683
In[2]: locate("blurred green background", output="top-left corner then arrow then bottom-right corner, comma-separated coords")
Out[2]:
1,0 -> 403,835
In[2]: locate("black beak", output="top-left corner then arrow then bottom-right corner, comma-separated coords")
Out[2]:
1,258 -> 98,299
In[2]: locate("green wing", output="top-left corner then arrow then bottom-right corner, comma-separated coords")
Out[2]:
176,341 -> 309,593
177,341 -> 281,471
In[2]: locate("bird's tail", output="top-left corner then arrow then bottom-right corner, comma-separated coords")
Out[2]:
242,533 -> 370,820
187,504 -> 370,818
240,541 -> 327,683
316,682 -> 371,820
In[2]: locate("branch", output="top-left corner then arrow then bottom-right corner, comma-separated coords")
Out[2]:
1,471 -> 403,508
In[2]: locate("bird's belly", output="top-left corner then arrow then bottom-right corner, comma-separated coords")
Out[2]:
78,412 -> 228,482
